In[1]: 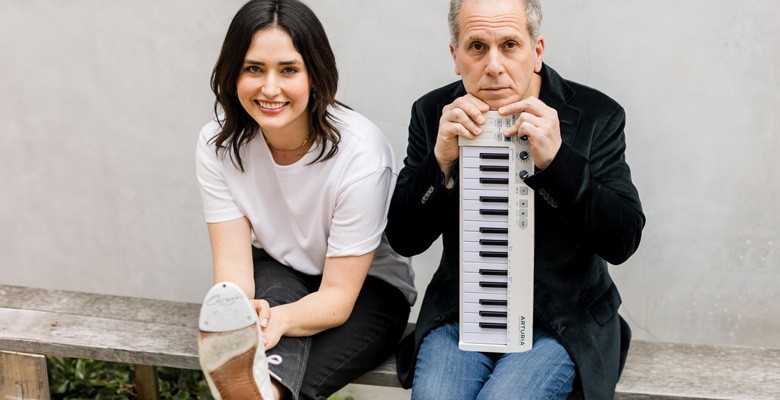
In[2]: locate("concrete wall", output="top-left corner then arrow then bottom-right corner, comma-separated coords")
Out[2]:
1,0 -> 778,357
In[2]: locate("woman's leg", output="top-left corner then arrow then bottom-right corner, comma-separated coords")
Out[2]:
298,276 -> 411,400
252,248 -> 315,400
476,324 -> 575,400
411,321 -> 494,400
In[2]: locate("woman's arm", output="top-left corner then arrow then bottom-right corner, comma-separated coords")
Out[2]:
207,217 -> 255,298
262,251 -> 374,349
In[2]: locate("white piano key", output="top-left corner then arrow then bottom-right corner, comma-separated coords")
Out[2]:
462,241 -> 509,253
462,220 -> 508,232
462,189 -> 508,202
463,210 -> 509,222
462,146 -> 509,157
462,200 -> 508,212
463,282 -> 508,294
462,312 -> 507,324
462,178 -> 510,192
463,272 -> 509,284
462,251 -> 508,263
462,168 -> 509,179
463,292 -> 508,303
463,232 -> 508,243
463,303 -> 507,314
460,331 -> 508,346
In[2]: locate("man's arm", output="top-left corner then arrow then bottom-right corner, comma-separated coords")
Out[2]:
386,100 -> 454,257
525,106 -> 645,264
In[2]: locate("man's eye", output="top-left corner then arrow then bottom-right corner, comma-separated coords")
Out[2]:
470,43 -> 486,51
505,41 -> 518,49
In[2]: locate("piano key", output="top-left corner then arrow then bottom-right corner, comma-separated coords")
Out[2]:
479,227 -> 508,234
461,157 -> 509,168
463,200 -> 507,211
463,272 -> 507,283
480,165 -> 509,172
463,312 -> 507,323
479,153 -> 509,160
479,299 -> 508,306
480,196 -> 509,203
479,239 -> 508,246
480,311 -> 508,318
463,232 -> 507,243
479,268 -> 508,275
479,177 -> 509,185
462,187 -> 507,197
460,330 -> 507,345
462,252 -> 507,263
463,146 -> 509,157
480,209 -> 509,216
463,303 -> 507,314
479,251 -> 508,258
462,167 -> 508,179
463,210 -> 508,222
479,281 -> 508,288
463,292 -> 507,303
479,322 -> 508,329
464,282 -> 507,294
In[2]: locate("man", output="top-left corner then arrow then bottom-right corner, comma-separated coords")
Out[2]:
386,0 -> 645,398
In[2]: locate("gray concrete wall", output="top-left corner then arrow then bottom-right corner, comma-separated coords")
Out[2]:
1,0 -> 778,351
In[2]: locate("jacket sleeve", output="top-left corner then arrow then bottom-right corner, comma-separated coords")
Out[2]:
386,99 -> 456,257
525,106 -> 645,265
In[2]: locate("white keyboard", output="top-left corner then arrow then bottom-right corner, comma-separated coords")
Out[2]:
458,111 -> 535,353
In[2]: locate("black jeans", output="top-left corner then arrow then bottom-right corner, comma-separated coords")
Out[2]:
252,248 -> 411,400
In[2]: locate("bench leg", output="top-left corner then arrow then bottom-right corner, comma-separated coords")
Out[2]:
0,351 -> 51,399
134,364 -> 160,400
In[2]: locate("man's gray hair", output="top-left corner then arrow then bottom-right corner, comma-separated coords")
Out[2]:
448,0 -> 543,46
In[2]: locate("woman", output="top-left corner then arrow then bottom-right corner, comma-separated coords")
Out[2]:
195,1 -> 416,399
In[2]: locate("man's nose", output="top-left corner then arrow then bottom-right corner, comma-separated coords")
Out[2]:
484,49 -> 505,76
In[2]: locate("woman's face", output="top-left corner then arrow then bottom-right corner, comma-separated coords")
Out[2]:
236,27 -> 310,137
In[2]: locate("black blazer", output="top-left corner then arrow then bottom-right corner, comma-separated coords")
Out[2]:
386,64 -> 645,399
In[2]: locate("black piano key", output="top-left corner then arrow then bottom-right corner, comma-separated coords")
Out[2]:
479,299 -> 508,306
479,322 -> 508,329
479,196 -> 508,203
479,251 -> 508,258
479,165 -> 509,172
479,311 -> 508,318
479,153 -> 509,160
479,281 -> 508,288
479,209 -> 508,216
479,268 -> 508,275
479,178 -> 509,185
479,227 -> 509,234
479,239 -> 508,246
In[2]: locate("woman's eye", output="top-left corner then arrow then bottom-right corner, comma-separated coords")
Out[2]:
245,65 -> 261,73
281,67 -> 298,75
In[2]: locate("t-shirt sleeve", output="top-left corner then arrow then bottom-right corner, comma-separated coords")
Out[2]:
195,124 -> 245,223
327,166 -> 396,257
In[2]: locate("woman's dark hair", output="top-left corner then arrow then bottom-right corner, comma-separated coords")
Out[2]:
210,0 -> 341,171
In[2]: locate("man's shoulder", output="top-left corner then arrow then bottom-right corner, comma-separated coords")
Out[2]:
543,65 -> 622,114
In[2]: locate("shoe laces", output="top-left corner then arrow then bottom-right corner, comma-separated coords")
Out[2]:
267,354 -> 283,382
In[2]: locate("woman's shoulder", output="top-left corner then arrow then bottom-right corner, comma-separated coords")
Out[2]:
329,105 -> 395,168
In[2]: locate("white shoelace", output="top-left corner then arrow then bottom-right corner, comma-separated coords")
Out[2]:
267,354 -> 283,382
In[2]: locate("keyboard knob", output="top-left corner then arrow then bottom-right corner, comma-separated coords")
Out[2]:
519,151 -> 530,160
519,170 -> 530,180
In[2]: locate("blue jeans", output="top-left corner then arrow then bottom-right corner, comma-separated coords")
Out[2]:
412,321 -> 575,400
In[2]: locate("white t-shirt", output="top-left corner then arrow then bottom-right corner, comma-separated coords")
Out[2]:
196,106 -> 416,304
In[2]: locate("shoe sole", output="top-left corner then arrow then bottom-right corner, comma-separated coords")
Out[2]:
198,282 -> 268,400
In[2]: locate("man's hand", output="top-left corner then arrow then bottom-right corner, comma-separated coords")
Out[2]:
499,97 -> 562,170
435,94 -> 490,180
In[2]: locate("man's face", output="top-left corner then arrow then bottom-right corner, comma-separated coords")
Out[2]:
450,0 -> 544,110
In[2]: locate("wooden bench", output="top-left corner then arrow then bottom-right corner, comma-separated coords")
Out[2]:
1,284 -> 778,399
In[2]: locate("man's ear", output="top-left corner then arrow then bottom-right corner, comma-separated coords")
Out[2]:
450,43 -> 461,76
534,36 -> 545,72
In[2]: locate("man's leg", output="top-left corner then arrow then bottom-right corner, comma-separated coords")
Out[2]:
412,321 -> 493,400
477,325 -> 575,400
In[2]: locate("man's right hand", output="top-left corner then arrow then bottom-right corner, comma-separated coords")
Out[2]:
434,94 -> 490,181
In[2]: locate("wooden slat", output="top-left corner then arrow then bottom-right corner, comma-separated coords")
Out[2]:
0,351 -> 50,399
0,285 -> 199,327
0,308 -> 200,370
618,340 -> 780,400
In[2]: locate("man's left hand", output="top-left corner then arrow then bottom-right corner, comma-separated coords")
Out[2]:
499,97 -> 562,170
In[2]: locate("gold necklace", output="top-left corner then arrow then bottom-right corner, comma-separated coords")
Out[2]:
264,132 -> 312,153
